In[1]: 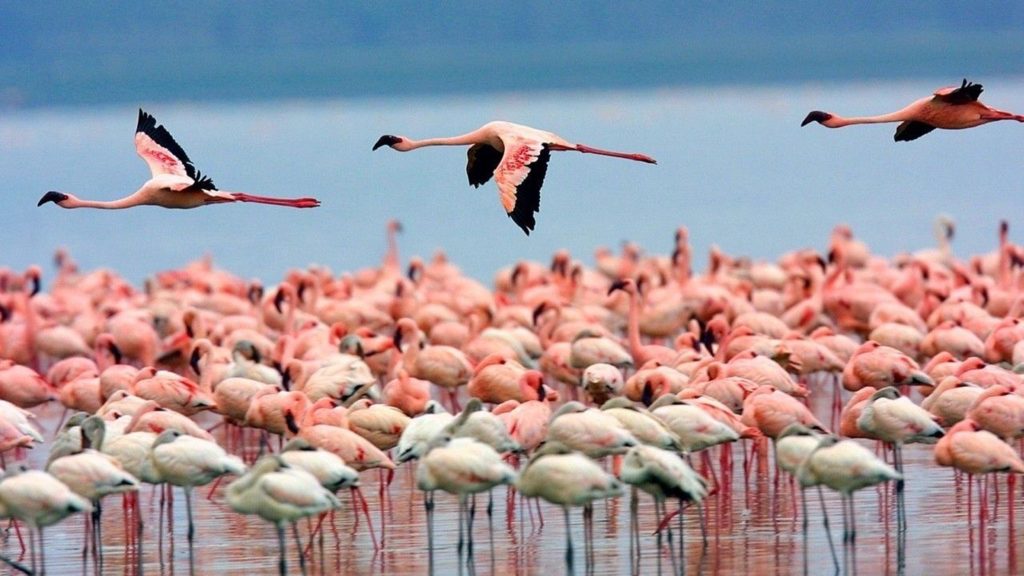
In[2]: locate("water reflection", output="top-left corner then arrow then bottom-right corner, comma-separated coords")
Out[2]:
4,396 -> 1023,575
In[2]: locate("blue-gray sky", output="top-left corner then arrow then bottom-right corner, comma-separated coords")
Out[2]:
3,2 -> 1023,108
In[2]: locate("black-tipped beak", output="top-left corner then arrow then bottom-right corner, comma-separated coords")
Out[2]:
537,383 -> 547,401
801,111 -> 832,127
38,191 -> 68,207
30,275 -> 40,297
532,302 -> 548,327
373,135 -> 401,151
273,288 -> 285,314
285,411 -> 299,435
189,348 -> 202,376
393,329 -> 404,350
109,342 -> 123,365
640,383 -> 654,407
607,279 -> 628,296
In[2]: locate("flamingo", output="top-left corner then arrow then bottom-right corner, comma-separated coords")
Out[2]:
801,79 -> 1024,141
227,455 -> 340,576
0,468 -> 92,575
372,121 -> 656,234
797,436 -> 901,549
46,417 -> 139,573
38,109 -> 321,210
416,435 -> 515,559
620,444 -> 708,570
150,429 -> 246,573
516,442 -> 623,570
394,402 -> 454,463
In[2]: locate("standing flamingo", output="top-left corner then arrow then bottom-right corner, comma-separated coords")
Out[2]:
227,455 -> 340,576
150,430 -> 246,574
0,468 -> 92,575
38,109 -> 321,210
801,79 -> 1024,141
372,121 -> 656,234
416,435 -> 515,560
516,442 -> 623,570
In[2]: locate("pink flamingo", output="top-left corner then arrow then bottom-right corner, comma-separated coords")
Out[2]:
394,318 -> 473,411
38,109 -> 320,210
382,369 -> 432,417
467,354 -> 549,405
802,79 -> 1024,141
607,279 -> 677,366
373,121 -> 656,234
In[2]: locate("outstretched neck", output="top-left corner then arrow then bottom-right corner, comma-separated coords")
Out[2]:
826,110 -> 913,127
64,196 -> 137,209
403,128 -> 488,150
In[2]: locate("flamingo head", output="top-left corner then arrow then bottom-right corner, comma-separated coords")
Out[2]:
801,111 -> 834,127
373,135 -> 406,151
37,191 -> 70,207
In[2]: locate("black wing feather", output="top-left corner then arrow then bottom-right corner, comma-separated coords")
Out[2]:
136,109 -> 216,190
935,79 -> 984,104
894,121 -> 937,142
507,145 -> 550,236
466,144 -> 502,187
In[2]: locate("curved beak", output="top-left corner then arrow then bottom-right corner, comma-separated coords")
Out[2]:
801,111 -> 832,127
37,191 -> 68,207
373,135 -> 401,151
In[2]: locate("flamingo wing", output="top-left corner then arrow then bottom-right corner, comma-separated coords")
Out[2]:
894,121 -> 936,142
134,109 -> 217,190
933,79 -> 983,104
493,139 -> 550,236
466,144 -> 502,187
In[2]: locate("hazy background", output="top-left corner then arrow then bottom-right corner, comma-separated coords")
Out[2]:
2,2 -> 1023,284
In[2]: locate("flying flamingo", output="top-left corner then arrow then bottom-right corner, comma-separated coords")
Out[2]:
372,121 -> 656,235
37,109 -> 321,210
801,79 -> 1024,141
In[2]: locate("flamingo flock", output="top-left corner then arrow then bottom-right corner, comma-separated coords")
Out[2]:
0,216 -> 1021,573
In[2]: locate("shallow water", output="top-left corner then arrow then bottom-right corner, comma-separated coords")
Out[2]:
4,384 -> 1022,576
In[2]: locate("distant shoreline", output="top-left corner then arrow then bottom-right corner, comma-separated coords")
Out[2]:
3,32 -> 1023,110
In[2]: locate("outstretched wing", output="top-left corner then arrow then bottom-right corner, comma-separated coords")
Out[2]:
933,79 -> 983,104
466,144 -> 502,187
493,140 -> 550,236
134,109 -> 216,190
894,121 -> 937,142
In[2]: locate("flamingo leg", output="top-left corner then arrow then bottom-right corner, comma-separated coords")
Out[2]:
277,523 -> 287,576
550,142 -> 657,164
229,192 -> 321,208
563,506 -> 574,572
424,491 -> 435,573
817,486 -> 840,573
184,487 -> 196,576
291,522 -> 307,576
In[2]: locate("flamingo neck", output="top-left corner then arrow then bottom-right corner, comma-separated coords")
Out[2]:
65,196 -> 137,209
625,290 -> 643,365
403,129 -> 487,150
384,229 -> 399,272
402,326 -> 421,370
826,110 -> 912,127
